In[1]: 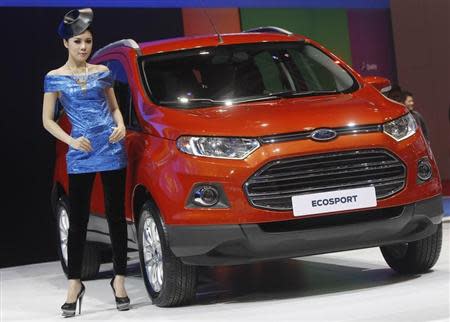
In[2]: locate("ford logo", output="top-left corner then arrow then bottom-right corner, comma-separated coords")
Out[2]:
311,128 -> 338,141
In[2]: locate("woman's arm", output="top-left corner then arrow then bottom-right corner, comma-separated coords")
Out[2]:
42,92 -> 92,152
105,87 -> 126,143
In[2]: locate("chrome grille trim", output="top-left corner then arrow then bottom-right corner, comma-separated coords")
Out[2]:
259,124 -> 382,144
244,149 -> 406,211
251,162 -> 403,182
249,175 -> 405,194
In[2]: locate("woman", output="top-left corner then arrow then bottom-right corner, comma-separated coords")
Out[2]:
42,8 -> 130,316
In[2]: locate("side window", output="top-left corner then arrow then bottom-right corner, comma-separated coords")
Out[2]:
104,60 -> 141,130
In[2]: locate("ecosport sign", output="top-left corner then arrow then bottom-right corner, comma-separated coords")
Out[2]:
292,186 -> 377,216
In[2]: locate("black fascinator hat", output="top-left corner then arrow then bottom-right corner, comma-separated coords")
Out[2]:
57,8 -> 93,39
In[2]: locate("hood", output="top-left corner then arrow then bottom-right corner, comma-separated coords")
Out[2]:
141,86 -> 408,140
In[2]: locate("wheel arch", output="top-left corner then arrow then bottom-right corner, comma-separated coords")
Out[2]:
132,184 -> 163,228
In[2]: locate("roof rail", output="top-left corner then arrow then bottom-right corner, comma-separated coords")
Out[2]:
243,26 -> 293,36
91,39 -> 141,59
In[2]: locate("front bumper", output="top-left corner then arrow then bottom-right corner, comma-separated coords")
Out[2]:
166,195 -> 443,266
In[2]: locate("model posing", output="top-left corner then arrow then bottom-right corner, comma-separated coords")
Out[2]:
42,8 -> 130,317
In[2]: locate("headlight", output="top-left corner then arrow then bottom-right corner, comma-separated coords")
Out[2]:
383,113 -> 417,141
176,136 -> 260,159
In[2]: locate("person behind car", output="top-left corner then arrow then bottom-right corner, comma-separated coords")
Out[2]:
42,8 -> 130,316
401,90 -> 430,141
387,83 -> 402,102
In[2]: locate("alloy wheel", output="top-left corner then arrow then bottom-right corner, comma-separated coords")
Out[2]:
58,206 -> 69,266
142,212 -> 163,292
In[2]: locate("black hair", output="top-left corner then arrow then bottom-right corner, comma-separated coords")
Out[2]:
64,26 -> 93,41
387,84 -> 403,102
400,90 -> 413,102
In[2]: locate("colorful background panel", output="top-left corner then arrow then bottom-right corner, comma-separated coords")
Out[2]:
240,8 -> 352,66
347,9 -> 397,82
182,8 -> 397,82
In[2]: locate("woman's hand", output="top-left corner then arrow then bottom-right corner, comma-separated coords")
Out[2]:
70,136 -> 93,152
109,125 -> 126,143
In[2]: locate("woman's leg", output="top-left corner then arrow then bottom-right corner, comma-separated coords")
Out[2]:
66,172 -> 96,301
100,168 -> 128,282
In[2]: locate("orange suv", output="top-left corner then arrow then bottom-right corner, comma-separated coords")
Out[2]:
51,27 -> 443,307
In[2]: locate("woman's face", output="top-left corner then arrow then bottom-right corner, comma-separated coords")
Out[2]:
404,95 -> 415,110
64,30 -> 93,63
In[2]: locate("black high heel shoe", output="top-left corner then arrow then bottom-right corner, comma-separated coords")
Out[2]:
61,282 -> 85,317
110,277 -> 130,311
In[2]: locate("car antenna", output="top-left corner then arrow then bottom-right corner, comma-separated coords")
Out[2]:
202,9 -> 223,44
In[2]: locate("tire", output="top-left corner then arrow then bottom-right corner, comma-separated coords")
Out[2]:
137,201 -> 197,307
380,223 -> 443,274
55,196 -> 101,280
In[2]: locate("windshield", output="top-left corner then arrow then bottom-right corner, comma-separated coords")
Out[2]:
140,41 -> 358,108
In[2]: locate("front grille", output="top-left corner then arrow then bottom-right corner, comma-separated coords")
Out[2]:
244,149 -> 406,211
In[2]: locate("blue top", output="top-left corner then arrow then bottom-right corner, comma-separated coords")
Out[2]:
44,70 -> 127,174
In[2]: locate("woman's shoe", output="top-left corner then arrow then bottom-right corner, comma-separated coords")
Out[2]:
110,277 -> 130,311
61,282 -> 85,317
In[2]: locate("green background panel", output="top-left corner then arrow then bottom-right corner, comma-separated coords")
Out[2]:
240,8 -> 353,66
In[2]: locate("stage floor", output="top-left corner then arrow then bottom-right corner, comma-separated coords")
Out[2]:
1,222 -> 449,321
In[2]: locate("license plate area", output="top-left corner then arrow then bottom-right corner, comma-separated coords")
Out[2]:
292,186 -> 377,217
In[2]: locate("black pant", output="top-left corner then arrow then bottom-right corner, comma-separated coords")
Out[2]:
67,168 -> 127,279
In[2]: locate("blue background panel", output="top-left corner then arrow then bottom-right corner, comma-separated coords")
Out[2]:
0,0 -> 390,8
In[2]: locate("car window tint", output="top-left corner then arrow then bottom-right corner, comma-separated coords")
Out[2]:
140,42 -> 358,108
290,46 -> 353,91
253,51 -> 285,93
105,60 -> 140,130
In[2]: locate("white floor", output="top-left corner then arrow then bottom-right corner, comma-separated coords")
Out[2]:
1,223 -> 449,322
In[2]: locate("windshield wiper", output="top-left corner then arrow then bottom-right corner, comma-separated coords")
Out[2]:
160,98 -> 226,106
160,90 -> 340,107
228,90 -> 340,104
267,89 -> 339,98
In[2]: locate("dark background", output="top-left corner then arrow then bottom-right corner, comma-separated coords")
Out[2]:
0,7 -> 184,268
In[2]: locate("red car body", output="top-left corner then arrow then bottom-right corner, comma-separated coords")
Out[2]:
51,29 -> 443,306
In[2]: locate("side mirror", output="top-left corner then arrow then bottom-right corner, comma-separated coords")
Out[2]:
363,76 -> 391,94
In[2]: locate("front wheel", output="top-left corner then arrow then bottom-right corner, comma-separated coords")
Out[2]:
380,223 -> 442,274
137,201 -> 197,307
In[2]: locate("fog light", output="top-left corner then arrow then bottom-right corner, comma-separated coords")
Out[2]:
417,158 -> 432,181
193,185 -> 220,207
